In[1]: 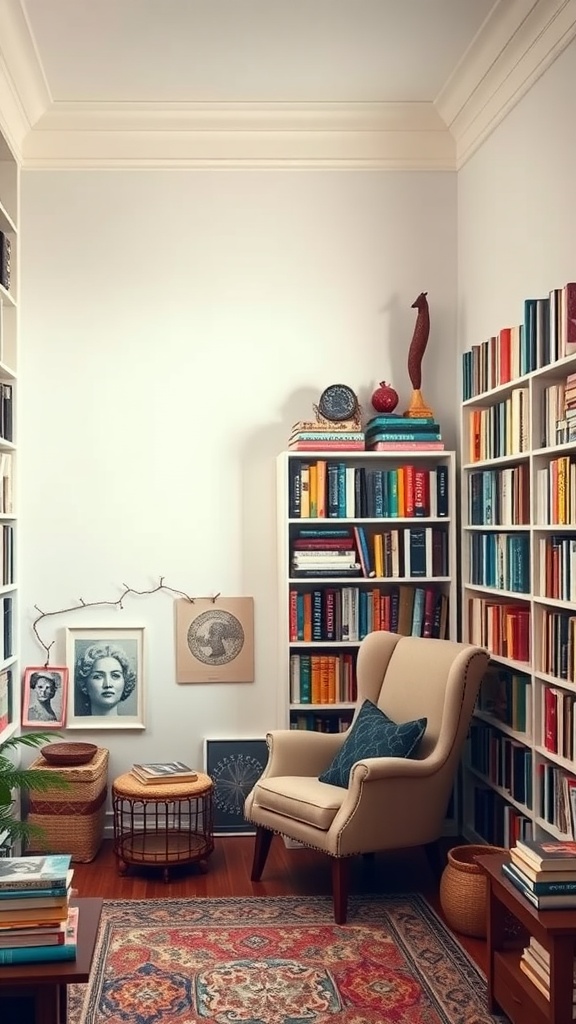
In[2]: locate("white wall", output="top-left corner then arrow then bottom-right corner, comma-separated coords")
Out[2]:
458,38 -> 576,355
19,168 -> 457,788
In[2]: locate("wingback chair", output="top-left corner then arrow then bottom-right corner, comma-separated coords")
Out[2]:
244,630 -> 489,923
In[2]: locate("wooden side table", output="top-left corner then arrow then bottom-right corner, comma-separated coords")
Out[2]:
112,771 -> 214,880
477,851 -> 576,1024
0,897 -> 102,1024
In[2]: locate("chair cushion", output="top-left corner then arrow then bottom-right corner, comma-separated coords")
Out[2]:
318,699 -> 427,788
254,776 -> 345,830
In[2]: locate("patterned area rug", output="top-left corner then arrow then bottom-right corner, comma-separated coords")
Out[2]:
69,895 -> 504,1024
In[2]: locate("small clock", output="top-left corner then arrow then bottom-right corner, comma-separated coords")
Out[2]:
318,384 -> 359,422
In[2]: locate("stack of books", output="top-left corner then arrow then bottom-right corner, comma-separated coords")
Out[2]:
520,935 -> 576,1006
0,854 -> 78,964
503,837 -> 576,909
288,420 -> 365,452
130,761 -> 198,785
364,414 -> 444,451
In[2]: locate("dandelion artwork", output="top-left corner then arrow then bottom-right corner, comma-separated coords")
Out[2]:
175,597 -> 255,683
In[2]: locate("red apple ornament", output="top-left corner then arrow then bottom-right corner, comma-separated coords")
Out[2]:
371,381 -> 399,413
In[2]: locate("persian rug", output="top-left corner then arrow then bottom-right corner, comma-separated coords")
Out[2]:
69,894 -> 505,1024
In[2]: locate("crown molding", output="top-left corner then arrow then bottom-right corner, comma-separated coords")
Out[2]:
436,0 -> 576,167
22,101 -> 455,170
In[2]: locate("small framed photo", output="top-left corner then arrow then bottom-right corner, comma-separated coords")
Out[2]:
65,627 -> 145,730
22,667 -> 68,728
205,737 -> 268,835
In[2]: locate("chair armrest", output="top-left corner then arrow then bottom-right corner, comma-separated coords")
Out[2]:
349,756 -> 437,783
264,729 -> 345,778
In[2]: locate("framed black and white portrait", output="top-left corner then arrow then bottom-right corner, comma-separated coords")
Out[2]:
65,627 -> 145,730
205,737 -> 268,835
22,666 -> 68,728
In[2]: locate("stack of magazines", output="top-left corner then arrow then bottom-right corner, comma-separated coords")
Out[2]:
0,854 -> 78,964
130,761 -> 198,785
503,837 -> 576,909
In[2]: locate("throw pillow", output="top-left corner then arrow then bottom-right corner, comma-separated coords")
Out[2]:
318,699 -> 427,788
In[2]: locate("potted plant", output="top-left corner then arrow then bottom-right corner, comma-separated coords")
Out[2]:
0,731 -> 69,854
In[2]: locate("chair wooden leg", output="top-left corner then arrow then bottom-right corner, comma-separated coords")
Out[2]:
423,839 -> 445,880
250,826 -> 274,882
332,858 -> 349,925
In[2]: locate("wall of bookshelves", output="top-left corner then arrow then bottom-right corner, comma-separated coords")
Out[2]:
0,128 -> 18,745
461,298 -> 576,849
277,448 -> 458,828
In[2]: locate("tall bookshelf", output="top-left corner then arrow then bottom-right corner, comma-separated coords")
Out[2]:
461,341 -> 576,848
277,449 -> 458,827
0,127 -> 18,746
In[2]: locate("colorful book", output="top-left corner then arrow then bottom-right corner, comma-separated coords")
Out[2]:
0,855 -> 72,892
0,906 -> 78,964
0,870 -> 73,901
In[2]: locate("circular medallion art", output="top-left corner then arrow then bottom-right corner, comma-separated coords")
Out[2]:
211,754 -> 266,816
187,609 -> 245,666
318,383 -> 358,422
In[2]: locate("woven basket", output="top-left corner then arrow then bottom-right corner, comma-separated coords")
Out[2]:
439,844 -> 507,938
27,747 -> 109,863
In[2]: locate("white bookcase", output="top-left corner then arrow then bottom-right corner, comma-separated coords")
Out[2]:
460,350 -> 576,847
0,127 -> 18,745
276,449 -> 458,827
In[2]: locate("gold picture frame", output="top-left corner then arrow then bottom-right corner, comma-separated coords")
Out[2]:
175,597 -> 254,684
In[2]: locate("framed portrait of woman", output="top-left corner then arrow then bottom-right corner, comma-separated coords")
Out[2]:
65,627 -> 145,730
22,666 -> 68,728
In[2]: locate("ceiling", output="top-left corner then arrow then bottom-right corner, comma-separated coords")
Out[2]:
0,0 -> 573,169
21,0 -> 495,104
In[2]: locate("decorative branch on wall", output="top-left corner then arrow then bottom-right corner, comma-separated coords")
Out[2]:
31,577 -> 220,664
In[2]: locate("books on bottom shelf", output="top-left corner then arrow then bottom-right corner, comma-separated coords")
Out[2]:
130,761 -> 198,785
520,936 -> 576,1014
0,905 -> 79,964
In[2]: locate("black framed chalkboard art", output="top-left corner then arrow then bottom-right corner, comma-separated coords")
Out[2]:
205,738 -> 268,835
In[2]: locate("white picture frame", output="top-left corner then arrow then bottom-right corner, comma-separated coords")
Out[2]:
65,626 -> 145,730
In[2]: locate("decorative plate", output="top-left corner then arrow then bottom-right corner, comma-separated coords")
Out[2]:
41,742 -> 98,766
318,384 -> 359,422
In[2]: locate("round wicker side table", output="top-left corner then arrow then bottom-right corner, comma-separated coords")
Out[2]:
112,771 -> 214,881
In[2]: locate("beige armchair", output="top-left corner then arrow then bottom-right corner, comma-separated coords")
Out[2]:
244,630 -> 489,923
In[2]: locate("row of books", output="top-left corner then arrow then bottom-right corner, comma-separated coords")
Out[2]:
539,535 -> 576,602
468,532 -> 530,593
461,281 -> 576,400
0,231 -> 10,292
540,607 -> 576,683
130,762 -> 198,786
288,461 -> 449,519
468,722 -> 532,808
0,451 -> 12,514
467,465 -> 529,526
477,666 -> 532,734
289,653 -> 357,705
291,712 -> 352,732
290,526 -> 449,580
0,854 -> 78,965
466,597 -> 530,663
535,457 -> 576,527
542,683 -> 576,761
467,389 -> 529,463
473,785 -> 532,848
290,584 -> 449,643
542,374 -> 576,447
0,523 -> 14,587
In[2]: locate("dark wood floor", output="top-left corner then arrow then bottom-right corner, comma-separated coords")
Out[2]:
71,836 -> 487,975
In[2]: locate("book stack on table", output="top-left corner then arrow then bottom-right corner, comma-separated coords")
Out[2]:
364,415 -> 444,451
503,837 -> 576,910
0,854 -> 77,965
130,761 -> 198,785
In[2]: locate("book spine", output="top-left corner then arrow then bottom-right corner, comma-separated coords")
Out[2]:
0,942 -> 76,964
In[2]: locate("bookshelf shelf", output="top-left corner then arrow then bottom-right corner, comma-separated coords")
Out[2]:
461,331 -> 576,848
277,449 -> 457,752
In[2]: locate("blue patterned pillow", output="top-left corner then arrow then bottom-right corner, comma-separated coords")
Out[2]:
318,699 -> 427,788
